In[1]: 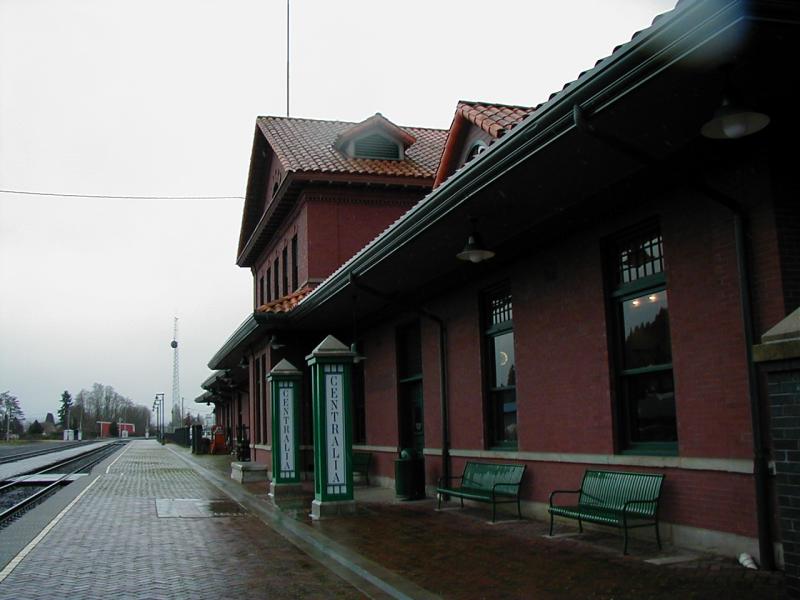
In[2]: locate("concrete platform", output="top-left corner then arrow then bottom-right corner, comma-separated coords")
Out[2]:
6,473 -> 87,484
0,440 -> 365,599
0,441 -> 109,481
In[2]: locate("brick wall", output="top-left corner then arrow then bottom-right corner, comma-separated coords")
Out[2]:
767,362 -> 800,591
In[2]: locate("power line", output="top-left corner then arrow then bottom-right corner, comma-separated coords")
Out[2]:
0,189 -> 244,200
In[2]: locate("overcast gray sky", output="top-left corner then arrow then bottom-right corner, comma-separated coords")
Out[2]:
0,0 -> 676,423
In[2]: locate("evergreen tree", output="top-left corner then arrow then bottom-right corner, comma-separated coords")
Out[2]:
58,390 -> 73,428
1,391 -> 24,441
109,421 -> 119,437
28,420 -> 43,435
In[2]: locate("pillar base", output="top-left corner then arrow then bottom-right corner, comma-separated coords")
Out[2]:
230,462 -> 269,483
268,481 -> 304,504
310,498 -> 356,520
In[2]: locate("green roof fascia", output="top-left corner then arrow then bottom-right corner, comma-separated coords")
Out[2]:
201,370 -> 226,390
207,314 -> 259,370
288,0 -> 749,322
207,311 -> 291,370
194,391 -> 213,404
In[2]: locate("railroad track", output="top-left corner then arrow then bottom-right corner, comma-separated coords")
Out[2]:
0,440 -> 98,465
0,441 -> 128,528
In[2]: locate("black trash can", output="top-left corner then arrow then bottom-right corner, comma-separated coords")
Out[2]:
394,449 -> 424,500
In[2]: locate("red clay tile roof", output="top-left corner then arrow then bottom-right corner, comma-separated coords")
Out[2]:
257,116 -> 447,179
256,285 -> 313,314
455,101 -> 534,138
433,100 -> 535,187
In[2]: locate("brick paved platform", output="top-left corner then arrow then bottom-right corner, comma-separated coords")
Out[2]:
2,440 -> 783,599
179,447 -> 784,600
0,441 -> 363,600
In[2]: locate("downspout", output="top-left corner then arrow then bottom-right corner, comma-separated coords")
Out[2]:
694,187 -> 774,571
574,104 -> 774,569
348,273 -> 451,486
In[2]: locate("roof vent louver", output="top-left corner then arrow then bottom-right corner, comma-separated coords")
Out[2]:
353,133 -> 401,160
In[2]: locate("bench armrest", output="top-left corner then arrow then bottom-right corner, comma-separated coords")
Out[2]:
622,498 -> 659,512
549,488 -> 581,506
492,481 -> 522,497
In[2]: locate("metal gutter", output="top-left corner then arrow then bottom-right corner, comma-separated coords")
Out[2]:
207,314 -> 260,370
201,371 -> 226,390
288,0 -> 744,323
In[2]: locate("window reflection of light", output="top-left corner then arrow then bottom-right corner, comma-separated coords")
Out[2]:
648,294 -> 658,302
632,299 -> 641,307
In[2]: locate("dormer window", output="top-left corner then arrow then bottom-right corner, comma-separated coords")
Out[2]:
334,113 -> 416,162
353,133 -> 401,160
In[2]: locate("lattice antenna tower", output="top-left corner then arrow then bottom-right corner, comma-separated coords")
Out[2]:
170,317 -> 180,430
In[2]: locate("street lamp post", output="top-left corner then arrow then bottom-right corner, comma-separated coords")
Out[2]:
154,393 -> 165,444
152,400 -> 159,442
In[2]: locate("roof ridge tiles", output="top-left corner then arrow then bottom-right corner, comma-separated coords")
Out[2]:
457,99 -> 535,110
257,114 -> 447,133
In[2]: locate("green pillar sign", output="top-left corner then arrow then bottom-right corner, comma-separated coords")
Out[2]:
267,358 -> 302,501
307,335 -> 355,519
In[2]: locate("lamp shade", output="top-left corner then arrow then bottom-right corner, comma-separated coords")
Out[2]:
456,232 -> 495,263
701,98 -> 770,139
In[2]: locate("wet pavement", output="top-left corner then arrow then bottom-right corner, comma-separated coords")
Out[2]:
0,441 -> 362,599
0,440 -> 784,599
183,447 -> 784,600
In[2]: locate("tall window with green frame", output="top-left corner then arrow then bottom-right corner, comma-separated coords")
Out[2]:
610,226 -> 677,454
483,284 -> 516,448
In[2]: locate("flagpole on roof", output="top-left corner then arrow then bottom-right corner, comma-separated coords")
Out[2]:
286,0 -> 290,117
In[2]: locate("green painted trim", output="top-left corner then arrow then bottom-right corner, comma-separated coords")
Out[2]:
309,354 -> 355,503
620,363 -> 673,377
270,374 -> 302,484
489,443 -> 518,451
485,321 -> 513,336
611,274 -> 666,299
621,443 -> 678,457
207,314 -> 263,370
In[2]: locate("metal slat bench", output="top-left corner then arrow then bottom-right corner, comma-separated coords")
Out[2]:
352,451 -> 372,486
548,469 -> 665,554
436,461 -> 526,522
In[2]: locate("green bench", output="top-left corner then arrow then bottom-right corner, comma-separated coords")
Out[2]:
548,470 -> 665,554
352,451 -> 372,486
436,461 -> 526,522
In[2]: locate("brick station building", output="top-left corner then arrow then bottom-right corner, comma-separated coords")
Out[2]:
203,0 -> 800,568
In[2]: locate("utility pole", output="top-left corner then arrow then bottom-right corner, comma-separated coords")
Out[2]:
171,317 -> 180,432
286,0 -> 290,117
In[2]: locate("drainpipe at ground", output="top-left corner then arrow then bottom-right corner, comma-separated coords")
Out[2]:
348,273 -> 451,488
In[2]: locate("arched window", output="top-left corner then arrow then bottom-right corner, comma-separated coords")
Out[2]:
465,141 -> 487,163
